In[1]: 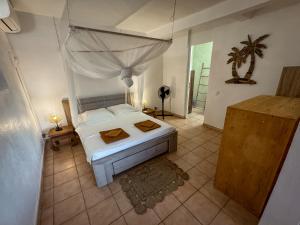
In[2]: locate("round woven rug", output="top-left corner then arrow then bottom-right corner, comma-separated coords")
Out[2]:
119,156 -> 189,214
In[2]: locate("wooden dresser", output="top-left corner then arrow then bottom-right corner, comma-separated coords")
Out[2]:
215,95 -> 300,217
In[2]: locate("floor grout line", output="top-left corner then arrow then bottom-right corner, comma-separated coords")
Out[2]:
72,145 -> 92,225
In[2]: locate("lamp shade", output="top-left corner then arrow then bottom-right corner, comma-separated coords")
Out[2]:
49,115 -> 62,124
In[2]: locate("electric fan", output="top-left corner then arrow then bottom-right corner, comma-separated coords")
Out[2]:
157,85 -> 171,120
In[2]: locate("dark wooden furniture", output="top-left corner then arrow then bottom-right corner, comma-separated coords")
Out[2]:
48,125 -> 78,151
215,95 -> 300,217
276,66 -> 300,97
142,108 -> 157,118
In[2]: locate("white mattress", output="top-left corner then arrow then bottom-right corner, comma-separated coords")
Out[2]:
75,111 -> 176,163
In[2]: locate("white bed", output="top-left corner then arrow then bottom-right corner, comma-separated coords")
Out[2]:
62,94 -> 177,187
76,111 -> 176,163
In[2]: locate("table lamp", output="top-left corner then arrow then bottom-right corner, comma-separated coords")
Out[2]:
49,114 -> 62,131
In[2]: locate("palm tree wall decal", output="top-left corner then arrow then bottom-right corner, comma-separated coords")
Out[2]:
226,34 -> 269,84
227,47 -> 246,79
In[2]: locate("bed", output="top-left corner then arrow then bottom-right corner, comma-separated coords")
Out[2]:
63,93 -> 177,187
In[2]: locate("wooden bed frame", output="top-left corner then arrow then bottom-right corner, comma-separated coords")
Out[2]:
62,93 -> 177,187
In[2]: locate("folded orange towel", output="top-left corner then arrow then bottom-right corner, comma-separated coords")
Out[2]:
100,128 -> 129,144
105,129 -> 122,137
135,120 -> 161,132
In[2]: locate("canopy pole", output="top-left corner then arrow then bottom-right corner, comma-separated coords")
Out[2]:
69,25 -> 172,43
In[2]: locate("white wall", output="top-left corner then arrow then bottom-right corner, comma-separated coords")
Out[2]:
259,124 -> 300,225
191,3 -> 300,128
8,12 -> 68,130
163,30 -> 189,116
0,31 -> 43,225
143,56 -> 163,109
8,12 -> 164,130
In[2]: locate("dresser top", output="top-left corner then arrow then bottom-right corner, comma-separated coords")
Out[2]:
230,95 -> 300,120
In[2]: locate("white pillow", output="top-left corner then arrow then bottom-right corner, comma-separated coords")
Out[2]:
107,104 -> 138,115
79,108 -> 114,125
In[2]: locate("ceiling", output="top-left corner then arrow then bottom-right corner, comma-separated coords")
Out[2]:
10,0 -> 226,32
117,0 -> 225,32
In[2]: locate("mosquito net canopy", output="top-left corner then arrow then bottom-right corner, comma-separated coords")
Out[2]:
57,0 -> 175,127
63,26 -> 171,88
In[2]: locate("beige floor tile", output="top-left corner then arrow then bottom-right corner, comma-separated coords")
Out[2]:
166,152 -> 180,162
114,190 -> 133,214
206,153 -> 219,165
173,181 -> 197,203
192,147 -> 212,159
54,179 -> 81,203
42,189 -> 54,209
184,192 -> 220,225
124,208 -> 160,225
153,194 -> 181,220
44,160 -> 54,176
201,141 -> 220,153
83,185 -> 112,208
174,158 -> 193,172
61,211 -> 90,225
77,163 -> 92,177
196,160 -> 216,178
210,212 -> 239,225
199,181 -> 229,208
177,135 -> 188,144
223,201 -> 258,225
182,152 -> 205,166
79,173 -> 96,190
88,197 -> 121,225
164,206 -> 201,225
54,158 -> 76,174
190,136 -> 208,146
54,167 -> 78,187
53,149 -> 73,160
45,148 -> 54,158
187,167 -> 210,189
43,175 -> 54,191
176,145 -> 191,157
180,140 -> 200,150
54,193 -> 85,225
72,145 -> 85,156
210,135 -> 222,145
75,153 -> 87,165
40,207 -> 53,225
108,176 -> 122,194
110,216 -> 127,225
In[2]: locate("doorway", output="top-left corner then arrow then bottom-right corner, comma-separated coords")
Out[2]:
187,42 -> 213,116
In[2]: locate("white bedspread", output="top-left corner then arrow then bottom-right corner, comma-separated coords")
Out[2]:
75,112 -> 176,163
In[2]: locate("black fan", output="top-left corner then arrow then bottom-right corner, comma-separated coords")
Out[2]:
157,85 -> 171,120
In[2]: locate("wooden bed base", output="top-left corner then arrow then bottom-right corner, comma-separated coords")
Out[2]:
62,93 -> 178,187
92,130 -> 177,187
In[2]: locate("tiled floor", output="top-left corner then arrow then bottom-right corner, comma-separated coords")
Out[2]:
40,113 -> 259,225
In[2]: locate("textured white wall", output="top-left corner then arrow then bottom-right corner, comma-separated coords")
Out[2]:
143,56 -> 164,109
8,12 -> 68,131
163,31 -> 189,116
0,32 -> 43,225
190,3 -> 300,128
259,125 -> 300,225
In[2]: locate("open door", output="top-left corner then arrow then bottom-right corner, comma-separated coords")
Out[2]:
188,70 -> 195,114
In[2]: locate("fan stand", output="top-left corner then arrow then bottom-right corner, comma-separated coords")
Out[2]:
156,97 -> 173,120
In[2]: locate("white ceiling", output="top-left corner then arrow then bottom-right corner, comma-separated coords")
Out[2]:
10,0 -> 226,32
117,0 -> 225,32
11,0 -> 298,34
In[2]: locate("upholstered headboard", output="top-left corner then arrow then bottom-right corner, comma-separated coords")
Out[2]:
62,93 -> 132,126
